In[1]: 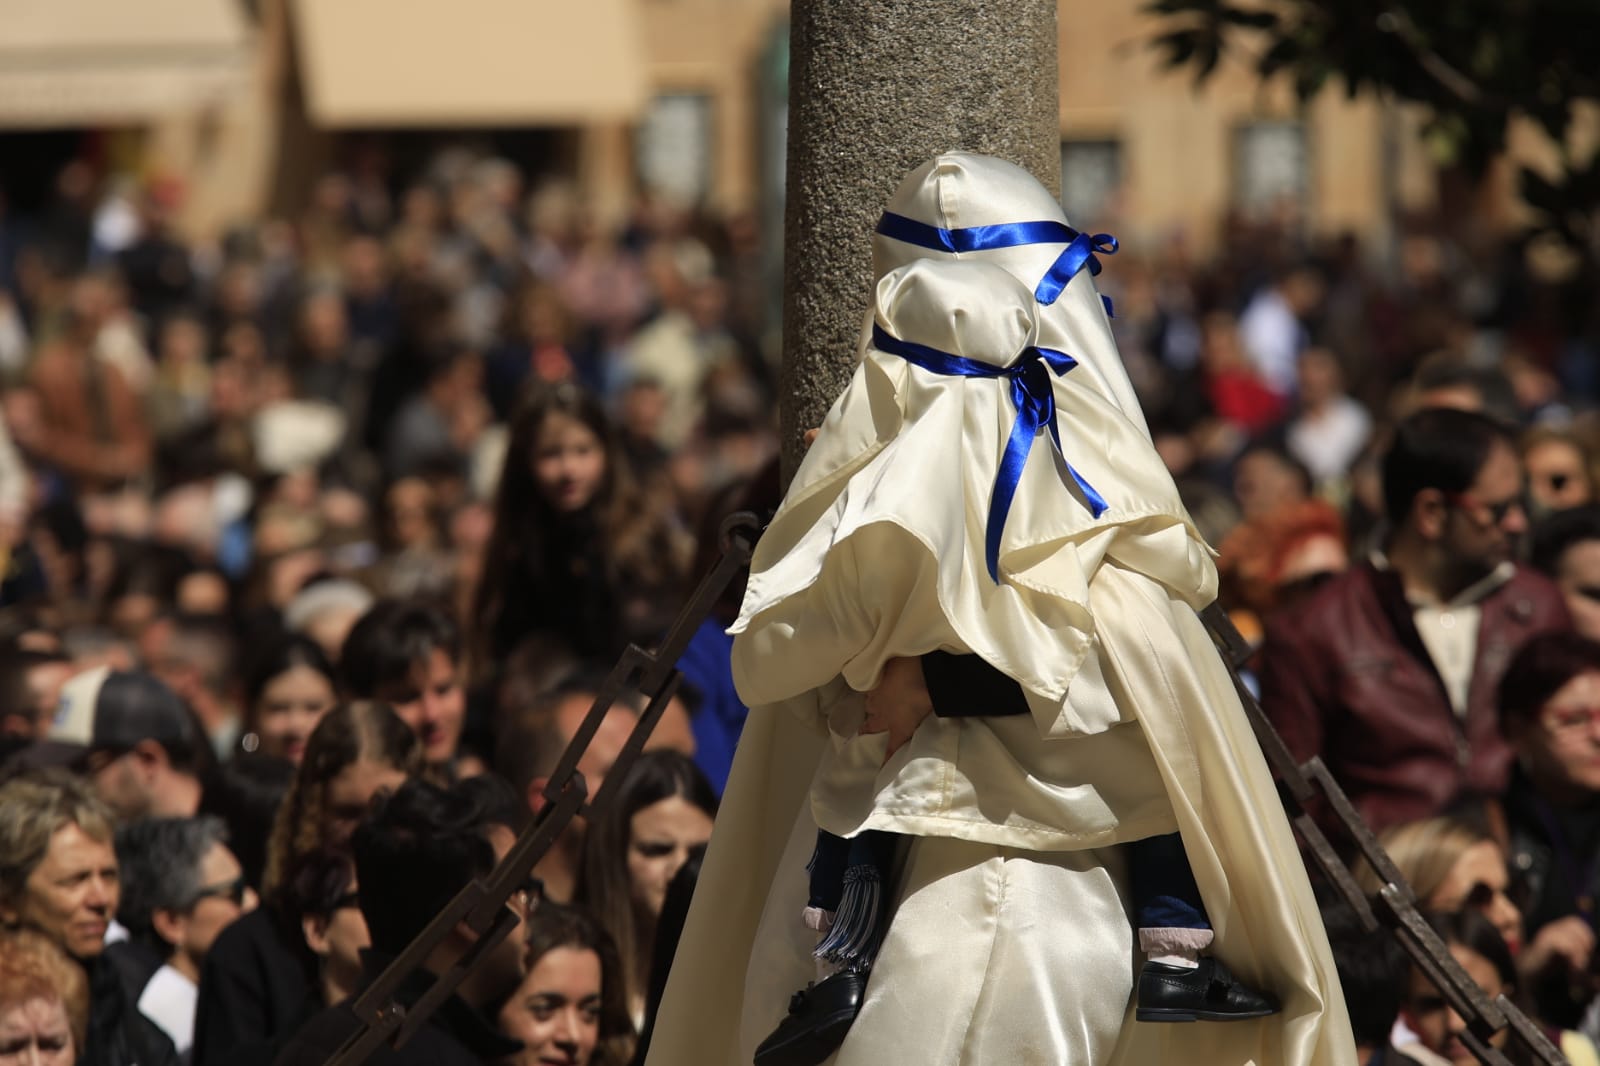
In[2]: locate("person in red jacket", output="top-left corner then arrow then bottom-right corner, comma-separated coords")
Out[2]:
1259,406 -> 1571,836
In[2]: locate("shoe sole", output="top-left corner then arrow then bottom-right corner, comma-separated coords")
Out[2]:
1135,1007 -> 1281,1023
753,1006 -> 864,1066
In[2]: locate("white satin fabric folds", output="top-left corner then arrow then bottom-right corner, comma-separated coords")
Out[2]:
643,154 -> 1354,1066
872,153 -> 1152,437
830,838 -> 1136,1066
733,259 -> 1212,742
647,562 -> 1356,1066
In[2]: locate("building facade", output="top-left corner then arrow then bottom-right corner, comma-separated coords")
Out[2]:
0,0 -> 1564,255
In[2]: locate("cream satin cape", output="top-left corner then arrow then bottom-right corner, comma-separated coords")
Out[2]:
643,578 -> 1357,1065
644,157 -> 1353,1066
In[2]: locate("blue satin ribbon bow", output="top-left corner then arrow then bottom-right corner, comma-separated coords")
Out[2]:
870,323 -> 1110,583
875,211 -> 1119,314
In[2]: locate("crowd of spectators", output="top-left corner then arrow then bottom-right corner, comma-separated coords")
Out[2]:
0,142 -> 1597,1066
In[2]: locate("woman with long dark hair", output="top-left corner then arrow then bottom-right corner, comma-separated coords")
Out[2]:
238,634 -> 338,765
575,751 -> 715,1030
472,383 -> 690,672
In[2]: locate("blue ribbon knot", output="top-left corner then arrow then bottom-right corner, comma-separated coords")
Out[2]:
875,211 -> 1119,313
870,323 -> 1109,583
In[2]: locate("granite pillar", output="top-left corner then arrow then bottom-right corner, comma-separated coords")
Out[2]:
779,0 -> 1060,482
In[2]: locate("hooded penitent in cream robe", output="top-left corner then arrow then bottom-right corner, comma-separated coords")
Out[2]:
645,154 -> 1355,1066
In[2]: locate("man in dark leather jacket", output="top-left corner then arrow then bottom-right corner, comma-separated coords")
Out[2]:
1260,407 -> 1571,835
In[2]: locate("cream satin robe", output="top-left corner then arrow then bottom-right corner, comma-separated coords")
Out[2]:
646,565 -> 1355,1065
645,261 -> 1354,1066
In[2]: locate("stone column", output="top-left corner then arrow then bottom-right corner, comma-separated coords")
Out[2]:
779,0 -> 1060,481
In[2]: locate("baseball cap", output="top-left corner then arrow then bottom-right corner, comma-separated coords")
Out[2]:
18,668 -> 208,771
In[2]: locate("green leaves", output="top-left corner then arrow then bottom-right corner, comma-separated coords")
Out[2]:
1143,0 -> 1600,252
1521,155 -> 1600,248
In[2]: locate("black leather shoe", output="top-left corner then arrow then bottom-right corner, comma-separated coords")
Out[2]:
753,969 -> 868,1066
1135,957 -> 1280,1023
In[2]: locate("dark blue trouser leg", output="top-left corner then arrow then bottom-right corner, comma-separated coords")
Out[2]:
1127,831 -> 1210,930
808,830 -> 853,911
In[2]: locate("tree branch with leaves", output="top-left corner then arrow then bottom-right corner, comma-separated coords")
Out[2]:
1145,0 -> 1599,251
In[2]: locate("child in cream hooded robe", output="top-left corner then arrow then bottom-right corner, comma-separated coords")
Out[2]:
644,154 -> 1354,1066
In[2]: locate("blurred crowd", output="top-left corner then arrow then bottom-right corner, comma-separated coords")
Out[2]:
0,142 -> 1598,1066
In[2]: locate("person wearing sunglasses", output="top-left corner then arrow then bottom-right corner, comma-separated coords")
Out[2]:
1397,910 -> 1519,1066
270,780 -> 527,1066
1498,631 -> 1600,1030
286,848 -> 367,1019
1398,910 -> 1600,1066
1357,815 -> 1525,957
113,816 -> 258,1062
1520,426 -> 1596,518
1357,809 -> 1600,1058
1261,406 -> 1571,837
1530,504 -> 1600,644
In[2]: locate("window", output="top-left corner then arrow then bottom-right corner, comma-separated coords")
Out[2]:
1233,120 -> 1310,217
1059,138 -> 1122,227
636,93 -> 713,205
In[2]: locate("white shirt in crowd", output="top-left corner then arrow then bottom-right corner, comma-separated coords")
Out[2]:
138,963 -> 198,1063
1287,396 -> 1372,483
1238,285 -> 1306,397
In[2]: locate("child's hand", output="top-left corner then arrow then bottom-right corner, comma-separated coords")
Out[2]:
861,656 -> 933,763
804,427 -> 820,448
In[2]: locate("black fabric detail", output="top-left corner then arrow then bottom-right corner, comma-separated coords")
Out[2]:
922,651 -> 1031,718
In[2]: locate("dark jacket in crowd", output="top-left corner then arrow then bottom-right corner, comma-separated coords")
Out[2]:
82,953 -> 181,1066
1259,561 -> 1570,833
192,908 -> 316,1066
1503,766 -> 1600,1028
270,954 -> 520,1066
102,939 -> 164,1018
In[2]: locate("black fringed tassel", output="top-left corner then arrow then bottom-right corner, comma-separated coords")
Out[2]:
805,829 -> 895,971
814,864 -> 884,968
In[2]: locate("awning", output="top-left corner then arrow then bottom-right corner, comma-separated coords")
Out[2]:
0,0 -> 252,127
290,0 -> 648,128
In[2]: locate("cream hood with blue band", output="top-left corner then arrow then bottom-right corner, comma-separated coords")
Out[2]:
731,253 -> 1214,738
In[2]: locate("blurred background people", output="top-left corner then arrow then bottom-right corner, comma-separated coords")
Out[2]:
113,816 -> 257,1060
1497,633 -> 1600,1030
192,702 -> 418,1066
1530,506 -> 1600,642
339,600 -> 467,782
45,669 -> 212,822
270,779 -> 525,1065
238,635 -> 337,765
0,771 -> 179,1066
474,384 -> 690,672
285,848 -> 367,1015
0,928 -> 90,1066
1261,408 -> 1569,834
